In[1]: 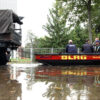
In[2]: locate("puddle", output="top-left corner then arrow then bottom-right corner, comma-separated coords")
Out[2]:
0,64 -> 100,100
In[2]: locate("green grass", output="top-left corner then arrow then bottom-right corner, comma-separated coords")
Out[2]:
10,57 -> 32,63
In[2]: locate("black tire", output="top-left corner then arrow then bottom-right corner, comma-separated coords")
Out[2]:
0,48 -> 7,65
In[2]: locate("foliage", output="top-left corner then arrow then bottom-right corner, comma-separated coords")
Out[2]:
34,37 -> 48,48
43,0 -> 69,48
41,0 -> 89,48
37,26 -> 88,48
92,0 -> 100,34
25,0 -> 100,48
68,26 -> 88,47
58,0 -> 100,43
25,30 -> 43,48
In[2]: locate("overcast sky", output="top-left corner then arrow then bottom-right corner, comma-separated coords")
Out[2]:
17,0 -> 54,46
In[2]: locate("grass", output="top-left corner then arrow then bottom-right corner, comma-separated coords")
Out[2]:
10,57 -> 32,63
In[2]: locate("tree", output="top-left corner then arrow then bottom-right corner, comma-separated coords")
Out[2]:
68,26 -> 88,47
43,0 -> 69,48
25,30 -> 36,48
34,37 -> 48,48
92,1 -> 100,35
59,0 -> 100,43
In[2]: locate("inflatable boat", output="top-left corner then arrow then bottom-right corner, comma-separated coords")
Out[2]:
35,53 -> 100,65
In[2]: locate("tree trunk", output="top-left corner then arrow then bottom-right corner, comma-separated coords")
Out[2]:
87,0 -> 92,43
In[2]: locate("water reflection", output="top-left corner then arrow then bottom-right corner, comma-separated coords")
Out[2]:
0,66 -> 22,100
35,65 -> 100,100
2,64 -> 100,100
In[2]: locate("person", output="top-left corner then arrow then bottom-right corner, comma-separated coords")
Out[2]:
6,48 -> 11,62
18,46 -> 23,58
93,40 -> 100,53
93,37 -> 100,46
66,40 -> 77,53
82,39 -> 93,53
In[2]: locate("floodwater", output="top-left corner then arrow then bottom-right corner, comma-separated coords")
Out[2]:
0,64 -> 100,100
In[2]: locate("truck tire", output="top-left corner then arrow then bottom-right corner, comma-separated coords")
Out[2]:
0,48 -> 7,65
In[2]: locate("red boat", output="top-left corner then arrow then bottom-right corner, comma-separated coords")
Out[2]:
35,53 -> 100,65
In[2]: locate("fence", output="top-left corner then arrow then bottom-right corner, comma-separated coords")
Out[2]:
10,48 -> 32,63
10,48 -> 66,63
34,48 -> 66,54
10,47 -> 81,63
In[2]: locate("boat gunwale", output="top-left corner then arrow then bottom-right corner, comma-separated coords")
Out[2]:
34,53 -> 100,55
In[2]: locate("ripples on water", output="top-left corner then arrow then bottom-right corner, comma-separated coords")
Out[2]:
0,64 -> 100,100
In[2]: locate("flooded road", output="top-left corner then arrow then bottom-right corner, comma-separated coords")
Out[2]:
0,64 -> 100,100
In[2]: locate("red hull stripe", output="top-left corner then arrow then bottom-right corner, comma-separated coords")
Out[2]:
36,55 -> 100,60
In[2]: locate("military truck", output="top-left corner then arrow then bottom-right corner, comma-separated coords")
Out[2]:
0,10 -> 23,65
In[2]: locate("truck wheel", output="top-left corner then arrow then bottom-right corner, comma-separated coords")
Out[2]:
0,49 -> 7,65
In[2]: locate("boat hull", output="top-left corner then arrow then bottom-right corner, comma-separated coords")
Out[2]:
35,54 -> 100,65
